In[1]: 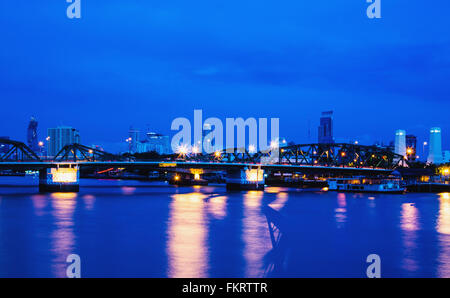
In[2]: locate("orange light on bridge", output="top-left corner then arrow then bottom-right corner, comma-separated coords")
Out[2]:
245,169 -> 264,182
214,151 -> 221,158
51,168 -> 78,183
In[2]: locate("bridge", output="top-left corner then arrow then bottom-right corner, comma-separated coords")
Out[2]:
0,138 -> 407,192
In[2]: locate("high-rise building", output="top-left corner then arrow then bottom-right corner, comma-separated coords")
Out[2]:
128,127 -> 140,154
0,136 -> 10,154
395,129 -> 406,157
427,127 -> 444,164
406,134 -> 417,160
27,117 -> 39,152
318,111 -> 334,144
47,126 -> 80,157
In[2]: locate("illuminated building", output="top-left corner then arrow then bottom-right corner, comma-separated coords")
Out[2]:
427,127 -> 444,164
406,135 -> 417,161
47,126 -> 80,157
27,116 -> 39,153
318,111 -> 334,144
395,129 -> 407,157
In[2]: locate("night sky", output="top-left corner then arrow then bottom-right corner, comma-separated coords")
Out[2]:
1,1 -> 449,152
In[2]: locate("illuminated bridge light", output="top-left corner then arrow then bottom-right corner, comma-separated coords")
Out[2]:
51,168 -> 78,183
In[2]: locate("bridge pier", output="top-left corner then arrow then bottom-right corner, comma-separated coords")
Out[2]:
226,168 -> 265,191
39,164 -> 80,193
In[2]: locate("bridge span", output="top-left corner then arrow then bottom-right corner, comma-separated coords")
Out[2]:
0,138 -> 405,192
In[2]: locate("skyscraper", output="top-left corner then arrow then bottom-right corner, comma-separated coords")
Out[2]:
27,117 -> 39,152
405,134 -> 417,160
394,129 -> 406,157
128,127 -> 140,154
427,127 -> 444,164
47,126 -> 80,157
318,111 -> 334,144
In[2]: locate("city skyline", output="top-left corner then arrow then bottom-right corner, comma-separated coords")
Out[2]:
1,2 -> 450,148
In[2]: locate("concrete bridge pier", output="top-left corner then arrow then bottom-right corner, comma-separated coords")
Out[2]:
39,164 -> 80,193
226,167 -> 265,191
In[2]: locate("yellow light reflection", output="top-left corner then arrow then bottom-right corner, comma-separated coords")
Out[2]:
167,192 -> 209,278
265,187 -> 288,194
243,191 -> 271,277
50,192 -> 77,277
401,203 -> 419,232
268,192 -> 288,211
400,203 -> 419,272
437,193 -> 450,277
437,194 -> 450,235
207,196 -> 228,220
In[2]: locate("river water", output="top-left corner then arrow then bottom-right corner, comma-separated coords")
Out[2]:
0,176 -> 449,278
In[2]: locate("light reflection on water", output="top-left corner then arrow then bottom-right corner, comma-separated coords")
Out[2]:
437,193 -> 450,278
335,193 -> 347,228
242,191 -> 271,277
50,192 -> 77,278
400,203 -> 419,273
167,192 -> 209,278
2,177 -> 450,277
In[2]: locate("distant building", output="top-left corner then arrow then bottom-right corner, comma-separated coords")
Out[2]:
318,111 -> 334,144
128,127 -> 140,154
136,132 -> 171,154
444,151 -> 450,163
406,135 -> 417,161
47,126 -> 80,157
0,136 -> 10,154
427,127 -> 444,164
395,129 -> 406,157
27,117 -> 39,152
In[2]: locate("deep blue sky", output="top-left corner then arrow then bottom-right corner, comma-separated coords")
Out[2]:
1,1 -> 449,152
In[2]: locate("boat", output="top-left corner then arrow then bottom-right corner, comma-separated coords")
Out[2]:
328,177 -> 405,194
405,181 -> 450,193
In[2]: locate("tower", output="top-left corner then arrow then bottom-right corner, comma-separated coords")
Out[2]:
27,117 -> 39,152
47,126 -> 80,157
318,111 -> 334,144
394,130 -> 406,157
427,127 -> 444,164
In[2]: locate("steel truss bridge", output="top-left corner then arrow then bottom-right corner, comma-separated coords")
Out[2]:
0,138 -> 407,175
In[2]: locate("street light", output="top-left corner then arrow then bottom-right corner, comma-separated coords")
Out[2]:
423,142 -> 428,160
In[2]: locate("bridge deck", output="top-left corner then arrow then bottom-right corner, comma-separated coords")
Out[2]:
0,161 -> 393,175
